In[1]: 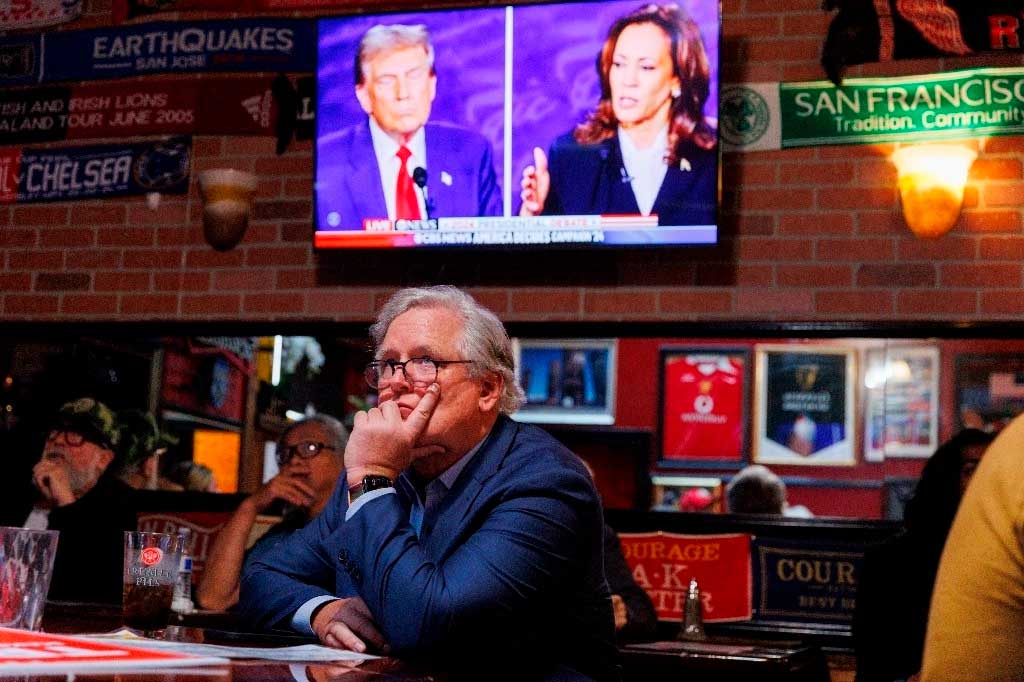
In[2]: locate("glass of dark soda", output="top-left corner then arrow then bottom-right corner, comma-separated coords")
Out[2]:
123,531 -> 184,634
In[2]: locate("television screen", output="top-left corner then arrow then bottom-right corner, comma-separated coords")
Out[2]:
315,0 -> 720,249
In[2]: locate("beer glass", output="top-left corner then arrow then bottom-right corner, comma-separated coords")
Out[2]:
122,531 -> 184,634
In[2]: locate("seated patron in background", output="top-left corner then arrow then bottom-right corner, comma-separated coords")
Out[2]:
240,286 -> 616,681
197,415 -> 347,611
116,409 -> 182,491
921,422 -> 1021,682
519,3 -> 716,226
25,398 -> 138,603
726,465 -> 812,517
855,428 -> 994,682
319,24 -> 502,230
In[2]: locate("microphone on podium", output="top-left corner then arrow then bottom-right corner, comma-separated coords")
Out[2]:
412,167 -> 434,218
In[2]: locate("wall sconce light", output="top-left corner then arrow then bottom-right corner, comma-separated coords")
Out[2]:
890,144 -> 976,239
198,168 -> 258,251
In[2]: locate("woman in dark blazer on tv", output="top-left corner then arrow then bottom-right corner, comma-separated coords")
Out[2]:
520,3 -> 717,226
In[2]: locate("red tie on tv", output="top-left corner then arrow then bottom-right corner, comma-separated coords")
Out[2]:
395,145 -> 421,220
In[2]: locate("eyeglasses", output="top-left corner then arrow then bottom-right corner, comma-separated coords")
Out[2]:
46,429 -> 109,449
364,357 -> 474,389
277,440 -> 335,466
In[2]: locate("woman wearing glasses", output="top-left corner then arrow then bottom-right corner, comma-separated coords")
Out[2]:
196,414 -> 348,611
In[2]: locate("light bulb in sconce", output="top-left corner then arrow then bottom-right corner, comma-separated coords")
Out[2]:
890,144 -> 976,239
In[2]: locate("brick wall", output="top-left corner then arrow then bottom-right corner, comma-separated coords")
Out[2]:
1,0 -> 1022,322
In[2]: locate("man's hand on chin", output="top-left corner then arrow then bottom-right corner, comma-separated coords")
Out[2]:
312,597 -> 390,654
344,384 -> 440,486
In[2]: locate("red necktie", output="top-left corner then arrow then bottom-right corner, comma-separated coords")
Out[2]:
395,146 -> 421,220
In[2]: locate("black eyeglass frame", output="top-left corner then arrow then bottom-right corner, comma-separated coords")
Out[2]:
277,440 -> 336,466
364,357 -> 475,389
46,428 -> 113,451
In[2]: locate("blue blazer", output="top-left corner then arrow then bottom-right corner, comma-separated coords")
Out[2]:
317,120 -> 503,231
543,132 -> 717,226
239,415 -> 617,681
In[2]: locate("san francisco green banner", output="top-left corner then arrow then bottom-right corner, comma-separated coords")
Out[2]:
720,67 -> 1024,152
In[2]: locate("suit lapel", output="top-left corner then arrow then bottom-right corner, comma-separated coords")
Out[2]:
346,122 -> 388,220
424,124 -> 460,217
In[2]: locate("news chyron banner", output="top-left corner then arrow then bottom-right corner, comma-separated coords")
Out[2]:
0,136 -> 191,204
618,532 -> 752,623
0,19 -> 314,86
0,0 -> 82,31
752,538 -> 863,625
0,79 -> 276,146
721,66 -> 1024,152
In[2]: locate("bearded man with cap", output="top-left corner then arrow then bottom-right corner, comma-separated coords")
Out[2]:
25,398 -> 139,603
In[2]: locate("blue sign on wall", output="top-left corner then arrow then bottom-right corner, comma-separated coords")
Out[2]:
752,538 -> 864,624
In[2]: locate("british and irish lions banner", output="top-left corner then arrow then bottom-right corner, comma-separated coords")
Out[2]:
722,66 -> 1024,152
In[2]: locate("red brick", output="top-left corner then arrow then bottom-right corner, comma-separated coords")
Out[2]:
97,227 -> 154,247
583,291 -> 657,316
724,15 -> 781,36
778,213 -> 853,236
724,63 -> 783,82
186,249 -> 245,268
723,162 -> 777,188
124,249 -> 184,269
0,228 -> 39,247
979,237 -> 1024,260
40,228 -> 95,247
781,63 -> 830,81
464,290 -> 509,316
981,291 -> 1024,315
816,291 -> 894,315
510,290 -> 581,315
157,225 -> 203,246
856,210 -> 905,235
244,293 -> 299,314
304,291 -> 376,317
985,137 -> 1024,154
735,289 -> 814,315
256,179 -> 283,199
4,295 -> 59,315
817,187 -> 896,210
777,265 -> 853,287
181,294 -> 242,315
735,265 -> 774,286
277,269 -> 317,289
738,238 -> 814,261
746,37 -> 821,62
74,250 -> 122,268
120,294 -> 179,315
855,159 -> 898,187
36,273 -> 90,291
214,269 -> 275,290
242,224 -> 280,244
0,274 -> 31,291
740,188 -> 815,211
780,13 -> 829,35
155,272 -> 211,292
734,214 -> 775,236
128,202 -> 188,225
941,263 -> 1021,287
95,272 -> 151,292
192,138 -> 224,157
245,246 -> 309,267
962,185 -> 979,208
71,205 -> 126,225
972,158 -> 1022,180
193,157 -> 257,173
253,156 -> 313,176
62,294 -> 118,315
819,144 -> 894,160
659,291 -> 733,314
816,238 -> 895,261
898,238 -> 976,261
7,250 -> 63,270
962,210 -> 1021,232
898,291 -> 977,315
284,179 -> 314,196
982,185 -> 1024,207
254,200 -> 311,221
780,162 -> 856,186
857,264 -> 935,287
281,222 -> 312,242
224,137 -> 279,155
12,206 -> 69,227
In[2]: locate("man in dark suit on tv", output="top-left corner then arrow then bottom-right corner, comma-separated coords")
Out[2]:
319,24 -> 502,230
239,286 -> 617,681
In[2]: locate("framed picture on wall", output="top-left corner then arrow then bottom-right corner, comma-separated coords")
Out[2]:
512,338 -> 616,425
650,474 -> 724,513
753,345 -> 857,466
864,345 -> 940,461
658,346 -> 750,469
955,353 -> 1024,433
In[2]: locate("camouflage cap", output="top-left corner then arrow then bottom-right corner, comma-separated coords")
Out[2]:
53,397 -> 120,450
117,409 -> 178,467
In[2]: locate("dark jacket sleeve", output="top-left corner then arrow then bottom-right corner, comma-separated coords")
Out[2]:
602,524 -> 658,642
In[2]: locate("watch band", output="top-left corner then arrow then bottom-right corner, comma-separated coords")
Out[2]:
348,474 -> 394,504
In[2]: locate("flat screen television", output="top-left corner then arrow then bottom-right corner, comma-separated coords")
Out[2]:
314,0 -> 720,249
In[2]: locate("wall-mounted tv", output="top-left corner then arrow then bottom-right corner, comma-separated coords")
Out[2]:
314,0 -> 720,249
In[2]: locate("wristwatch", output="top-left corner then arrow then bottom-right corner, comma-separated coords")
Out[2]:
348,474 -> 394,503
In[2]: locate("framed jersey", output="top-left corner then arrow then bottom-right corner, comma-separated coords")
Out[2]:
658,347 -> 750,469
